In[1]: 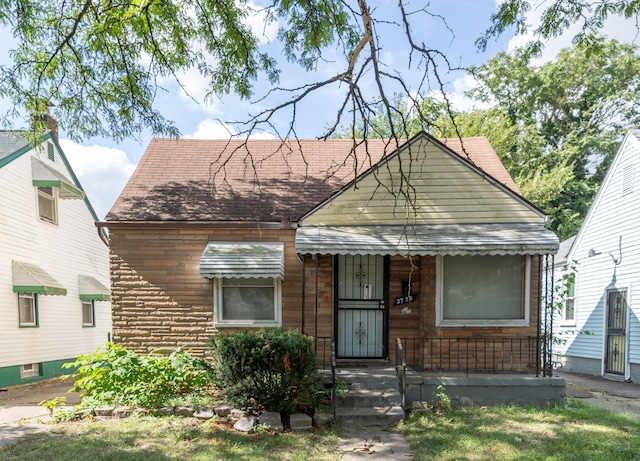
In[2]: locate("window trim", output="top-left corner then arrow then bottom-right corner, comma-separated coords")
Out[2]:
20,363 -> 42,379
213,277 -> 282,327
436,255 -> 531,327
18,292 -> 39,327
560,277 -> 577,327
82,300 -> 96,327
36,185 -> 58,224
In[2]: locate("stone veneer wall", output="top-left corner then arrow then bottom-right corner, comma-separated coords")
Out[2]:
110,224 -> 543,371
109,225 -> 300,356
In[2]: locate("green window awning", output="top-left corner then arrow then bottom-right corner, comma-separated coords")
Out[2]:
200,242 -> 285,279
78,275 -> 110,301
31,157 -> 85,199
12,261 -> 67,296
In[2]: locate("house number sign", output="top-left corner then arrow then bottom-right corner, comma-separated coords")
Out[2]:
395,293 -> 418,306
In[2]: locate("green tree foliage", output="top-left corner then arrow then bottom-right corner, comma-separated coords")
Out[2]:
1,1 -> 637,142
346,37 -> 640,240
478,0 -> 640,55
468,36 -> 640,239
207,329 -> 322,418
62,342 -> 210,409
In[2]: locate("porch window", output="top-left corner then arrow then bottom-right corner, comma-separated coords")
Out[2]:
436,255 -> 530,326
18,293 -> 38,327
213,277 -> 282,327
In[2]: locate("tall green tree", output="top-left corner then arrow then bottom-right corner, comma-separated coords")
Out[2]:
335,37 -> 640,240
0,1 -> 638,143
468,36 -> 640,239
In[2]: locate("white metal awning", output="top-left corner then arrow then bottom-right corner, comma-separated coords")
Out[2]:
12,261 -> 67,295
200,242 -> 285,279
78,275 -> 110,301
31,157 -> 85,199
295,224 -> 559,256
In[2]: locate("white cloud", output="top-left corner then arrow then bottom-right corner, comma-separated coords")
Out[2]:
244,1 -> 279,45
447,74 -> 493,112
59,140 -> 136,221
185,118 -> 276,139
506,1 -> 640,62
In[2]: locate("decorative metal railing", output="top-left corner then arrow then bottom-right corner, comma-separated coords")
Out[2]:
398,336 -> 538,373
395,338 -> 407,420
330,337 -> 337,423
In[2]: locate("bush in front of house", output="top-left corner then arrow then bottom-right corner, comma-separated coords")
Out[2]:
206,328 -> 322,419
62,342 -> 210,409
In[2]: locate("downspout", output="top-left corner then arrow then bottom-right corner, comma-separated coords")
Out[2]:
95,222 -> 110,246
315,254 -> 319,342
536,255 -> 542,377
548,254 -> 555,377
299,254 -> 306,335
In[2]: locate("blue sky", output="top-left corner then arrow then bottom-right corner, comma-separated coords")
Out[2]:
1,1 -> 638,220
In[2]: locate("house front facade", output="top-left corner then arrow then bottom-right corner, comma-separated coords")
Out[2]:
0,131 -> 111,388
554,130 -> 640,382
105,133 -> 558,374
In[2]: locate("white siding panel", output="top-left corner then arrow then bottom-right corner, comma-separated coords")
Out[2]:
303,140 -> 543,226
556,132 -> 640,377
0,143 -> 111,369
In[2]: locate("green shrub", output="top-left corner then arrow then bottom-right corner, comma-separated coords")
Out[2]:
62,342 -> 210,409
206,329 -> 322,417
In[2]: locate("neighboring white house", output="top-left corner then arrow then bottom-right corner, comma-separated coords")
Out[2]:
0,130 -> 111,388
554,129 -> 640,382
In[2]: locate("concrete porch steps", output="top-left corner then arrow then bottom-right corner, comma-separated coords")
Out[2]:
333,367 -> 404,427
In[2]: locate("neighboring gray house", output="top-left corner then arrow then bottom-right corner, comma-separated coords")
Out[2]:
554,130 -> 640,381
0,130 -> 111,388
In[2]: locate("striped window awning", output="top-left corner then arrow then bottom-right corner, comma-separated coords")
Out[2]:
200,242 -> 285,279
295,224 -> 559,256
31,157 -> 85,199
78,275 -> 110,301
12,261 -> 67,296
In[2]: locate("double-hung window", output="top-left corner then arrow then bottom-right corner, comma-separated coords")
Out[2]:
82,300 -> 96,327
18,293 -> 38,327
562,278 -> 576,325
37,186 -> 58,224
200,242 -> 285,328
437,254 -> 531,326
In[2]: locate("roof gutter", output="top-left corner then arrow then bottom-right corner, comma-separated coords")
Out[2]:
96,220 -> 298,229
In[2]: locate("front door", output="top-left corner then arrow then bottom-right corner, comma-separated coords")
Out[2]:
336,255 -> 387,359
605,289 -> 627,375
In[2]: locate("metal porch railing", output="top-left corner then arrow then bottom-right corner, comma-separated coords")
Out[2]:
398,336 -> 539,373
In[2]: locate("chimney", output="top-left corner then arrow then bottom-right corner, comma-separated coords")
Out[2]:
30,104 -> 59,141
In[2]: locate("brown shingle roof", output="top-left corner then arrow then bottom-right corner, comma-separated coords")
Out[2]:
107,135 -> 520,222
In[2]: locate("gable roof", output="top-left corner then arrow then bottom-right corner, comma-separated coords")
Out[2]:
0,130 -> 101,223
107,134 -> 526,223
565,129 -> 640,264
0,131 -> 32,166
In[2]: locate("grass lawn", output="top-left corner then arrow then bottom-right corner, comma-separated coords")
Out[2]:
0,416 -> 340,461
402,398 -> 640,461
3,399 -> 640,460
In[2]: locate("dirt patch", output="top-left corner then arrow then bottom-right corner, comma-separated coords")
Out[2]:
0,378 -> 80,407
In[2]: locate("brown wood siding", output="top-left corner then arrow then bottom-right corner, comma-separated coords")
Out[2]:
109,226 -> 301,356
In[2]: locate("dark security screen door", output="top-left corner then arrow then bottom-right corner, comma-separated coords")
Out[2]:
605,289 -> 627,375
336,255 -> 386,359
